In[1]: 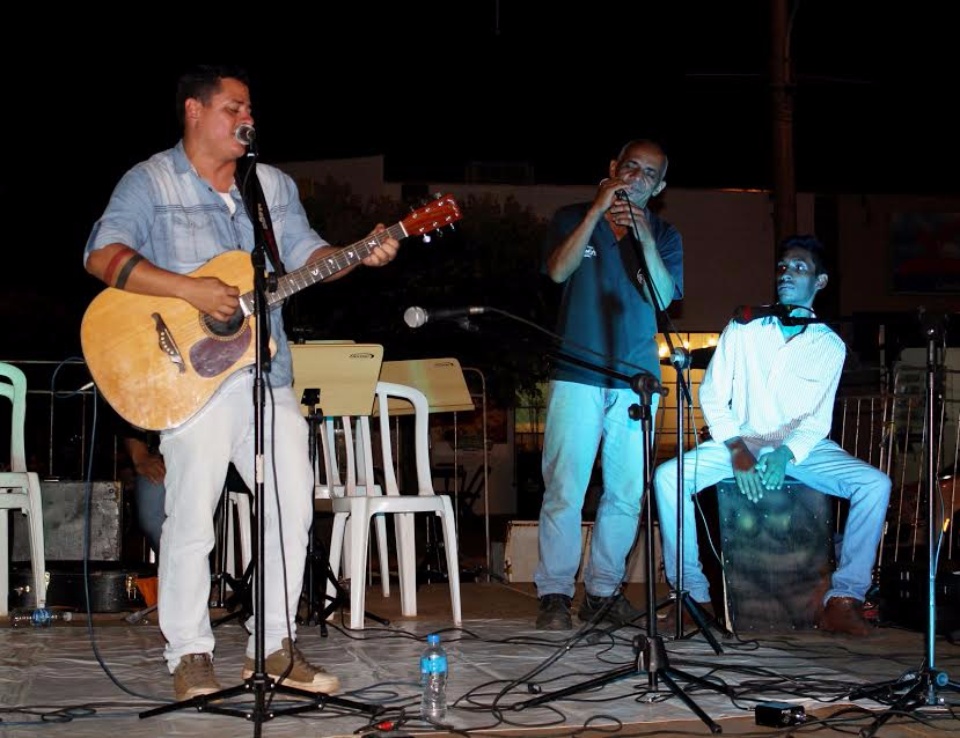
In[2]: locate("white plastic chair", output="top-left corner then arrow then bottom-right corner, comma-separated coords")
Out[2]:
224,488 -> 253,581
328,381 -> 462,629
317,416 -> 390,597
0,362 -> 47,616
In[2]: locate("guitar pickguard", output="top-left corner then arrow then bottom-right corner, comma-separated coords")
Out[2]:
189,323 -> 254,378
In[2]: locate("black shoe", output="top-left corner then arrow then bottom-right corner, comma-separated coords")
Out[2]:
578,591 -> 644,627
536,594 -> 573,631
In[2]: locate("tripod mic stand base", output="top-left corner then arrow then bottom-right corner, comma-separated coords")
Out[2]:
140,674 -> 385,722
513,633 -> 730,734
647,591 -> 728,654
851,667 -> 960,738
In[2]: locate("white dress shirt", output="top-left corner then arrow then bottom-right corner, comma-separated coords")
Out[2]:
699,316 -> 847,464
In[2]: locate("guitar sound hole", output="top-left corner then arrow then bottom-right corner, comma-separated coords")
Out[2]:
203,309 -> 245,338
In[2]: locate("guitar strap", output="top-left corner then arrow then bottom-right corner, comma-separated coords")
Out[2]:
236,156 -> 286,276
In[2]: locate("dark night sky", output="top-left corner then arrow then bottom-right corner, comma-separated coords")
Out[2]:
2,2 -> 957,357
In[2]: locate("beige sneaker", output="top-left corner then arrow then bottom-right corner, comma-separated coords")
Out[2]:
242,638 -> 341,694
173,653 -> 221,701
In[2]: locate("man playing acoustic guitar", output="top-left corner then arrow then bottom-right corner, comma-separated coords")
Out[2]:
83,64 -> 400,701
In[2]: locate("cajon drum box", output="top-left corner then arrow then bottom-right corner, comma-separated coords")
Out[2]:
717,478 -> 835,631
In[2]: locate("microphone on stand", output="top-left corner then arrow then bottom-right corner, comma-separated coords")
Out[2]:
732,303 -> 823,326
630,371 -> 669,397
403,305 -> 487,328
731,303 -> 792,324
234,124 -> 256,146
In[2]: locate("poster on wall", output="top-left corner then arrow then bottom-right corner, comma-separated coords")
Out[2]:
891,212 -> 960,294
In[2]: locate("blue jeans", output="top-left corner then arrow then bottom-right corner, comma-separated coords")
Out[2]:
535,380 -> 659,598
653,438 -> 891,604
134,474 -> 166,557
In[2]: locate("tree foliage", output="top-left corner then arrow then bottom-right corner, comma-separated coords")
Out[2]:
288,178 -> 556,405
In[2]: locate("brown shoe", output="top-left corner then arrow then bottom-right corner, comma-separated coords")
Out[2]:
818,596 -> 872,637
242,638 -> 341,694
173,653 -> 221,701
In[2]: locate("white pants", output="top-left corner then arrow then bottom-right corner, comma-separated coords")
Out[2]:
158,371 -> 314,671
654,438 -> 891,605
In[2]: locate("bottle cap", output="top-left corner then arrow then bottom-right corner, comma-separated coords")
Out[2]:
427,633 -> 440,645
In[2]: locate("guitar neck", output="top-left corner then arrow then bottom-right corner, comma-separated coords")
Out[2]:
239,221 -> 407,315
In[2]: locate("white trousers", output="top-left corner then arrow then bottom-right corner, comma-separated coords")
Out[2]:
158,371 -> 314,671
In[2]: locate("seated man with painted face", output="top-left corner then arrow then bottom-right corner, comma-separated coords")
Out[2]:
653,234 -> 892,637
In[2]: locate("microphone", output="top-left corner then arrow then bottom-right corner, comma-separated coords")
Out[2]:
614,189 -> 629,200
732,303 -> 792,324
630,372 -> 668,397
403,305 -> 487,328
234,124 -> 256,146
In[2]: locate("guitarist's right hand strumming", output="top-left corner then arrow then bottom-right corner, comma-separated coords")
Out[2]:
181,276 -> 241,323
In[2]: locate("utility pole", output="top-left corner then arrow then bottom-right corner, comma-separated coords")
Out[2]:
770,0 -> 797,245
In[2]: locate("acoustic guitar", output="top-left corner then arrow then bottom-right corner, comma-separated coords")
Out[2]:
80,194 -> 461,431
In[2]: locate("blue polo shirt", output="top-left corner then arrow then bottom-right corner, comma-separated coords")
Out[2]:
544,202 -> 683,388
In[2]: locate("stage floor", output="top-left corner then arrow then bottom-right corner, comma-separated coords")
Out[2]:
1,581 -> 959,738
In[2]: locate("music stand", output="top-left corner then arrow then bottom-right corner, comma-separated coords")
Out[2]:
291,341 -> 381,418
378,358 -> 476,583
290,342 -> 390,628
379,357 -> 475,415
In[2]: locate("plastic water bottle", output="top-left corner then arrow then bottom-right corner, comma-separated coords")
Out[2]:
419,633 -> 448,722
9,607 -> 73,628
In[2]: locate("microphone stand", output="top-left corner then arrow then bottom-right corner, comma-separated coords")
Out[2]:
615,199 -> 724,650
511,349 -> 731,732
142,149 -> 381,732
418,309 -> 731,731
654,329 -> 724,650
848,312 -> 959,738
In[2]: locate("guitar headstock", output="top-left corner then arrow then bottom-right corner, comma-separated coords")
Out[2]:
401,193 -> 462,239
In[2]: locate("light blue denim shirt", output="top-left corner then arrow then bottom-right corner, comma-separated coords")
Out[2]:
84,141 -> 327,387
